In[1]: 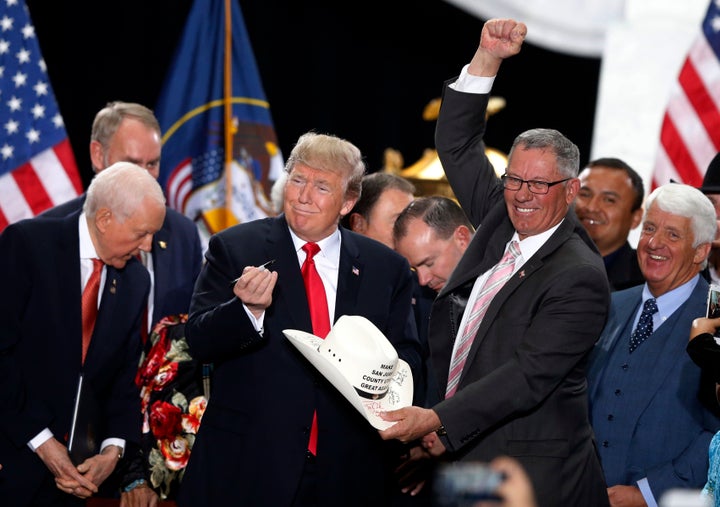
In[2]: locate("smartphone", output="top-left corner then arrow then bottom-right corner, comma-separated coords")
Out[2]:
707,284 -> 720,319
433,462 -> 505,507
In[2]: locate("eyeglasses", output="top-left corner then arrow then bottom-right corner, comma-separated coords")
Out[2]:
500,174 -> 572,195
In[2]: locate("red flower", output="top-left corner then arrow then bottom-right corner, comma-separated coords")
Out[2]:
159,434 -> 192,471
149,400 -> 183,440
152,362 -> 180,391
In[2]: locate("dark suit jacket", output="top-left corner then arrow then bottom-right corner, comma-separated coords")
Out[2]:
42,194 -> 202,327
604,241 -> 644,291
432,83 -> 611,507
177,215 -> 422,507
0,212 -> 147,506
587,280 -> 720,500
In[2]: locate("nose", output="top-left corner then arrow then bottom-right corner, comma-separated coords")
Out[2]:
646,232 -> 661,248
297,182 -> 312,203
416,268 -> 432,286
139,234 -> 154,252
514,181 -> 533,201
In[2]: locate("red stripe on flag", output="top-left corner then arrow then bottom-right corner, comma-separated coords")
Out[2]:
659,115 -> 702,186
0,207 -> 7,231
652,2 -> 720,190
54,139 -> 83,194
679,60 -> 720,151
12,163 -> 53,216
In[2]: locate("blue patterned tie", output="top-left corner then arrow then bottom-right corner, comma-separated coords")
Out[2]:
629,298 -> 658,353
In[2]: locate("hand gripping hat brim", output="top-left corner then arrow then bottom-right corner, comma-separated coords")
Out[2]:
283,315 -> 413,430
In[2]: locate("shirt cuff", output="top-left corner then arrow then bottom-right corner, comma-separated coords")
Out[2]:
449,64 -> 496,94
637,478 -> 658,507
28,428 -> 53,452
101,438 -> 126,458
243,304 -> 265,334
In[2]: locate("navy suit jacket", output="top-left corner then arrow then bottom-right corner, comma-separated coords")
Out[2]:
43,194 -> 202,327
0,212 -> 147,505
604,241 -> 644,291
177,215 -> 422,507
587,278 -> 720,500
432,82 -> 611,507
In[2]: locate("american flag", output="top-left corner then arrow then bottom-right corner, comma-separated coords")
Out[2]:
0,0 -> 81,231
651,0 -> 720,189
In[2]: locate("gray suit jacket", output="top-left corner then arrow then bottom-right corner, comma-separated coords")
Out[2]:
432,81 -> 611,507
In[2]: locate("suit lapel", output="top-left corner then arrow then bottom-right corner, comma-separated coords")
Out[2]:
335,229 -> 362,321
270,216 -> 316,332
587,289 -> 640,396
625,279 -> 708,414
150,219 -> 172,323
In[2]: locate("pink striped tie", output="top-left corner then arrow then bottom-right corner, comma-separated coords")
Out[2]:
445,241 -> 520,398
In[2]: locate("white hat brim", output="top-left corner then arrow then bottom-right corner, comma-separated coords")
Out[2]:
284,329 -> 413,430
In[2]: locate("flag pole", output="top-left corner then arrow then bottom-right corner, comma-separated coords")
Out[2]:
223,0 -> 233,229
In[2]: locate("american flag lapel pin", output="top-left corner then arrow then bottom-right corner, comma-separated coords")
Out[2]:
352,266 -> 360,276
518,270 -> 526,279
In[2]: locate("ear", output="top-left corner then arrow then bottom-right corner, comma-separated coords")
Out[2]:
565,178 -> 580,204
347,212 -> 367,234
89,140 -> 105,172
695,242 -> 712,266
94,207 -> 113,234
453,225 -> 473,249
630,207 -> 643,230
340,198 -> 358,218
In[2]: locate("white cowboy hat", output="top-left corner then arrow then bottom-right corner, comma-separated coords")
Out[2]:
283,315 -> 413,430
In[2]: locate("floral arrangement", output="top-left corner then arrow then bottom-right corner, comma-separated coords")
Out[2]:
135,314 -> 210,500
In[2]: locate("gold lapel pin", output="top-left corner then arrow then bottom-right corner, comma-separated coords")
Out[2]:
158,241 -> 167,249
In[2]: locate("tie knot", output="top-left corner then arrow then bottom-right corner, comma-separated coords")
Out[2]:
508,241 -> 520,258
91,258 -> 104,272
302,242 -> 321,259
643,298 -> 658,315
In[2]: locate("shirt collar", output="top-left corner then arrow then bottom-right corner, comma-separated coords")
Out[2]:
513,220 -> 563,261
289,228 -> 342,266
78,212 -> 100,260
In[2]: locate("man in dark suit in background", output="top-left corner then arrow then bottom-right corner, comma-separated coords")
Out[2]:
43,101 -> 203,334
574,157 -> 645,291
587,182 -> 720,506
43,102 -> 203,504
341,172 -> 434,407
380,19 -> 611,507
0,162 -> 166,506
177,132 -> 422,506
697,152 -> 720,285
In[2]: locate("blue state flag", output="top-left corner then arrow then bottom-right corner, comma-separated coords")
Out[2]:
155,0 -> 283,240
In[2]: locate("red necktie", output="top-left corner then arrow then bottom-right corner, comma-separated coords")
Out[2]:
301,242 -> 330,455
81,259 -> 103,364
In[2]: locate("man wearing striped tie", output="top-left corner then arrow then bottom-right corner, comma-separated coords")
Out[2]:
379,18 -> 611,507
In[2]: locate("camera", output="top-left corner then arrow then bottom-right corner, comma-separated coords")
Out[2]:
706,284 -> 720,319
433,462 -> 505,507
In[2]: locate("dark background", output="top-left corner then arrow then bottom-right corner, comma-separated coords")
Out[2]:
26,0 -> 601,189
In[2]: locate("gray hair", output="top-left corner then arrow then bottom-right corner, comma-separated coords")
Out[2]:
84,161 -> 166,222
91,101 -> 161,169
644,183 -> 716,249
284,131 -> 366,202
509,128 -> 580,178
